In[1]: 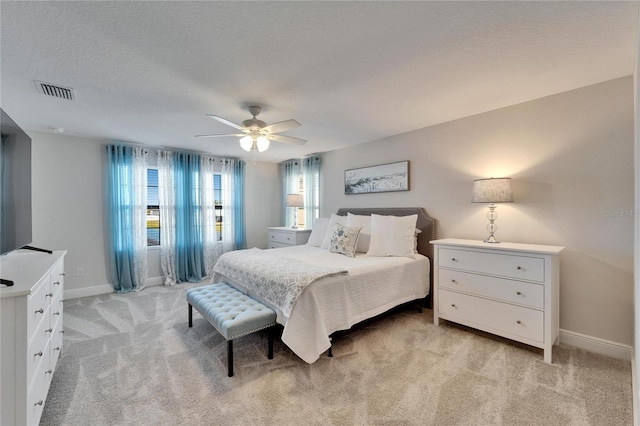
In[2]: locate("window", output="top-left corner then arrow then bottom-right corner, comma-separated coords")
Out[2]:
147,169 -> 224,245
297,174 -> 305,228
214,173 -> 222,241
147,168 -> 160,246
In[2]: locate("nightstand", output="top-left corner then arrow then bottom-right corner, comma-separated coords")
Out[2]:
430,238 -> 564,363
267,227 -> 311,248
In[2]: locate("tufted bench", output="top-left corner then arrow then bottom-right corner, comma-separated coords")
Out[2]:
186,282 -> 277,377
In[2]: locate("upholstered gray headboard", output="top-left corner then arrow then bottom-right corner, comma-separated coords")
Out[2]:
335,207 -> 436,260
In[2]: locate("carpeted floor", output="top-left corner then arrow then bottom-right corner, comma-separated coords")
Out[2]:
40,284 -> 633,426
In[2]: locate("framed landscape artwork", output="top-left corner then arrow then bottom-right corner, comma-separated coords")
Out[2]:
344,161 -> 409,194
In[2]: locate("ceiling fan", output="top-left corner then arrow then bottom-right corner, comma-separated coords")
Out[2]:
196,106 -> 307,152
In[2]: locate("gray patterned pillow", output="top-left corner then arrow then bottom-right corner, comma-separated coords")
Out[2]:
329,223 -> 362,258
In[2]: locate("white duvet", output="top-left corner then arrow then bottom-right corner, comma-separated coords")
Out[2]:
215,245 -> 430,363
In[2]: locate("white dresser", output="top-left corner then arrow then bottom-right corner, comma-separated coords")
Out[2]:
1,250 -> 66,426
267,227 -> 311,249
430,239 -> 563,363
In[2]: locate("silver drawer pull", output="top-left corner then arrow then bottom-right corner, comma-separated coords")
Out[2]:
516,291 -> 522,296
34,400 -> 43,406
46,292 -> 53,298
45,369 -> 52,375
54,346 -> 61,351
60,330 -> 65,334
53,281 -> 60,285
35,308 -> 44,314
45,328 -> 53,334
34,351 -> 43,357
54,311 -> 61,316
516,320 -> 522,324
60,272 -> 66,276
60,299 -> 65,303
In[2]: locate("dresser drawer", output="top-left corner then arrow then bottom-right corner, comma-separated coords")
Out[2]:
27,307 -> 51,390
51,284 -> 64,323
27,275 -> 51,339
27,340 -> 51,426
50,310 -> 64,371
51,265 -> 64,299
438,269 -> 544,309
268,241 -> 290,249
438,248 -> 545,282
439,289 -> 544,343
269,231 -> 294,245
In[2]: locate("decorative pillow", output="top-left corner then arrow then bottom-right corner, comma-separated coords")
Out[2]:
306,218 -> 329,247
346,213 -> 371,253
414,228 -> 422,254
329,223 -> 362,258
367,214 -> 418,257
321,214 -> 346,249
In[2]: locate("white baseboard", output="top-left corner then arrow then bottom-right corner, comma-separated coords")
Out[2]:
146,276 -> 164,287
559,329 -> 633,361
64,284 -> 113,300
64,276 -> 165,300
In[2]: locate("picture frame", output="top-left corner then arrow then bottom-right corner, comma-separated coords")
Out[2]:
344,160 -> 409,194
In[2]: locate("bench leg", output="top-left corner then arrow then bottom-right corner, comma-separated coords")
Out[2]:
227,340 -> 234,377
188,304 -> 193,327
268,327 -> 274,360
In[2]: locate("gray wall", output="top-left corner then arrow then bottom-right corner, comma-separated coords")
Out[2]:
633,21 -> 639,414
322,77 -> 635,346
30,133 -> 280,294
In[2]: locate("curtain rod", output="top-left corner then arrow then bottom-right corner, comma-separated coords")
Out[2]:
106,141 -> 242,161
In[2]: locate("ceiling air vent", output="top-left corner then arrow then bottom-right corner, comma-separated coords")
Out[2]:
34,80 -> 75,101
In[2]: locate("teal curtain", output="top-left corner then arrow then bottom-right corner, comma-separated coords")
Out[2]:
280,159 -> 300,227
303,155 -> 321,228
106,144 -> 148,293
233,160 -> 247,249
174,152 -> 206,282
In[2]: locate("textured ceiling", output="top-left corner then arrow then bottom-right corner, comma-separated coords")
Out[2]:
1,1 -> 638,162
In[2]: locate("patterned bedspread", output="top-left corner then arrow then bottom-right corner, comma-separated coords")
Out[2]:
212,248 -> 348,316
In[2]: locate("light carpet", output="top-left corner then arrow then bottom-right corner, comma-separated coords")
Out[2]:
40,284 -> 633,426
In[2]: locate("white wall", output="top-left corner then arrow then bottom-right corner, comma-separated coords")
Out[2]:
633,11 -> 640,420
30,132 -> 280,295
323,77 -> 635,346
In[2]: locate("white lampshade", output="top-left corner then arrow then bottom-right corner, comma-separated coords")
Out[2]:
256,136 -> 270,152
472,178 -> 514,203
239,135 -> 254,151
286,193 -> 304,208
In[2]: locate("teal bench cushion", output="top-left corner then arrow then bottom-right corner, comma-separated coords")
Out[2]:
186,283 -> 276,340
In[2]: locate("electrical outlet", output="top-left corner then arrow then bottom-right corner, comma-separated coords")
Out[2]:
76,267 -> 84,277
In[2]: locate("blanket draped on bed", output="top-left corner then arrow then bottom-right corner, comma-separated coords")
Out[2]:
212,248 -> 348,316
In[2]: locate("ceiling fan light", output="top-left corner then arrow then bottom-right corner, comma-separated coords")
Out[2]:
256,136 -> 270,152
240,135 -> 254,151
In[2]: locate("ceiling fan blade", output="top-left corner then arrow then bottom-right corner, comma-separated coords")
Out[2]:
262,119 -> 301,134
195,133 -> 245,138
206,114 -> 245,131
269,134 -> 307,145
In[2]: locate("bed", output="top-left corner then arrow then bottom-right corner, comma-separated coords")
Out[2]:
212,207 -> 436,364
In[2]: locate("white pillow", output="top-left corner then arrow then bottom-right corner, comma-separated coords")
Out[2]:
306,218 -> 329,247
321,214 -> 346,249
367,214 -> 418,257
328,223 -> 362,258
346,213 -> 371,253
